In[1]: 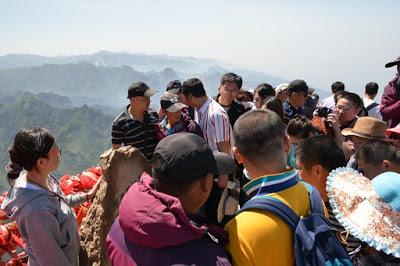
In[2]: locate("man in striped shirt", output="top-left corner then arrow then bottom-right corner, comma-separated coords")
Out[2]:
182,78 -> 233,224
111,81 -> 159,160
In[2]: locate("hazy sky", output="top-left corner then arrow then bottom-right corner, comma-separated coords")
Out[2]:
1,0 -> 399,95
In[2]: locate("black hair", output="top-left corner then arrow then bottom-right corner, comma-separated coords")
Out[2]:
296,135 -> 346,171
220,72 -> 243,89
287,115 -> 320,138
336,91 -> 362,109
234,110 -> 286,165
331,81 -> 345,94
365,82 -> 379,96
254,83 -> 275,100
166,80 -> 182,92
355,140 -> 400,166
262,96 -> 284,122
8,127 -> 55,178
182,78 -> 206,97
237,89 -> 254,102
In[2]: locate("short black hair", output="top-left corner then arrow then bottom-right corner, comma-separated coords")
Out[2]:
287,115 -> 320,139
296,135 -> 346,171
237,89 -> 254,102
336,91 -> 362,109
365,82 -> 379,96
220,72 -> 243,89
355,140 -> 400,166
166,80 -> 182,92
254,83 -> 275,99
182,78 -> 206,97
234,110 -> 286,165
331,81 -> 345,94
262,96 -> 284,121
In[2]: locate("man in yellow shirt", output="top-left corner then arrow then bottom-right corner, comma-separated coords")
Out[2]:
225,110 -> 311,266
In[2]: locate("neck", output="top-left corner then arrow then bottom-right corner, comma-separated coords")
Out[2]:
364,94 -> 374,100
129,106 -> 145,121
26,170 -> 49,189
195,96 -> 209,109
244,161 -> 288,180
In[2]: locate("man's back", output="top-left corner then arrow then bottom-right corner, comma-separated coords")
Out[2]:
225,182 -> 310,266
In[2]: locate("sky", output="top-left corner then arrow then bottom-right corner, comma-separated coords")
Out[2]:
1,0 -> 399,96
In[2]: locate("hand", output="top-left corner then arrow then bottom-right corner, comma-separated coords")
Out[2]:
327,113 -> 340,132
217,175 -> 228,189
87,177 -> 102,201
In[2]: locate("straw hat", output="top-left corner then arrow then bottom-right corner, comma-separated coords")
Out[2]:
341,117 -> 388,140
217,188 -> 239,223
327,168 -> 400,257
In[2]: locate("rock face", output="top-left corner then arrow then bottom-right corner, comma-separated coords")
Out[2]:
79,147 -> 151,266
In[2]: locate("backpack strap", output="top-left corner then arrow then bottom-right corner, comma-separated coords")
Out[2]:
300,181 -> 324,216
238,195 -> 300,230
365,102 -> 379,112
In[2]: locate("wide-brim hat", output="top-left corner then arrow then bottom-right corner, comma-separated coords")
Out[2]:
217,188 -> 239,223
385,57 -> 400,68
341,117 -> 389,140
327,167 -> 400,258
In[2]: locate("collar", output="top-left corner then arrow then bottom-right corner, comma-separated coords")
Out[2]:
242,168 -> 299,198
197,97 -> 212,115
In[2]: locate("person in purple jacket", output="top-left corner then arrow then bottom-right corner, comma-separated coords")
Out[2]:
381,56 -> 400,128
156,92 -> 203,140
106,133 -> 235,266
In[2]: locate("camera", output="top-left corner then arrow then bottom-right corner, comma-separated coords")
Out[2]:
315,107 -> 332,118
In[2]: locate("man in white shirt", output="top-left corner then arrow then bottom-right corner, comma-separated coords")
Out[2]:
319,81 -> 345,111
363,82 -> 382,120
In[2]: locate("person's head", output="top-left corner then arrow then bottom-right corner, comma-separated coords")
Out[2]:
152,133 -> 234,213
275,83 -> 289,103
331,81 -> 345,94
296,135 -> 346,201
166,80 -> 186,104
253,83 -> 275,109
218,73 -> 242,105
287,115 -> 320,145
261,96 -> 284,122
335,91 -> 362,126
160,92 -> 187,125
342,117 -> 388,150
287,79 -> 309,109
127,81 -> 158,113
385,56 -> 400,75
181,78 -> 207,108
9,127 -> 60,180
355,140 -> 400,180
365,82 -> 379,99
237,89 -> 254,103
233,110 -> 290,176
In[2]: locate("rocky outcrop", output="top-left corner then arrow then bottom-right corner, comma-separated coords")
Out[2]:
79,147 -> 151,266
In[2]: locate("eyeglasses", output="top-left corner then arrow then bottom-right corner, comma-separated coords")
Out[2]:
336,105 -> 353,112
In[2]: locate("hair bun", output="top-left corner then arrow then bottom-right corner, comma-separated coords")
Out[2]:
5,160 -> 23,180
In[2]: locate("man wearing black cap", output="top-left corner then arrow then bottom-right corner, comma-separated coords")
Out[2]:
381,56 -> 400,128
283,79 -> 309,120
111,81 -> 159,160
106,133 -> 235,265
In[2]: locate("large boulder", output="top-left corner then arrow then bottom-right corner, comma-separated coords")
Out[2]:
79,146 -> 151,266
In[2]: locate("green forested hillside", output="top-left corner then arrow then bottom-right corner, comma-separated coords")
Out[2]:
0,94 -> 114,191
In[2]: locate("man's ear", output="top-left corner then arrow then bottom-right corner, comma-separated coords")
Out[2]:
283,135 -> 291,154
312,164 -> 324,179
383,160 -> 391,170
200,173 -> 213,193
232,146 -> 245,164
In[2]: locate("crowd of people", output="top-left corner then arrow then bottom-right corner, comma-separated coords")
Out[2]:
2,56 -> 400,265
